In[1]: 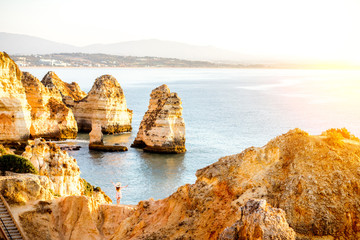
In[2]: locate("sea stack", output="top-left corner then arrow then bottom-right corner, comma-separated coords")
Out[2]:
131,84 -> 186,153
73,75 -> 133,133
41,71 -> 87,108
89,121 -> 103,145
21,72 -> 78,139
0,52 -> 32,141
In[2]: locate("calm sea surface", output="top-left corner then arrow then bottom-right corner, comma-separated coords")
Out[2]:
24,68 -> 360,204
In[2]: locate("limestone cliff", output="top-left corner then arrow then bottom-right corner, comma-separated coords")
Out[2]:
219,199 -> 295,240
72,75 -> 132,133
41,71 -> 87,107
131,84 -> 186,153
21,72 -> 78,140
17,196 -> 135,240
111,129 -> 360,239
0,172 -> 53,204
0,52 -> 32,141
21,139 -> 82,197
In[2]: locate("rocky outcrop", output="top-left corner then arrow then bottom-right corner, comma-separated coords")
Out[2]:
41,71 -> 87,107
219,199 -> 295,240
110,129 -> 360,239
0,52 -> 32,141
131,84 -> 186,153
21,139 -> 82,197
13,128 -> 360,239
21,72 -> 78,140
89,122 -> 103,145
17,196 -> 135,240
72,75 -> 132,133
0,172 -> 53,204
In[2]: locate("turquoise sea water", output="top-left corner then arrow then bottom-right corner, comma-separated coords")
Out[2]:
24,68 -> 360,204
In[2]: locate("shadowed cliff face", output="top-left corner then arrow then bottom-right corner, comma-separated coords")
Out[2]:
0,52 -> 32,141
72,75 -> 133,133
111,129 -> 360,240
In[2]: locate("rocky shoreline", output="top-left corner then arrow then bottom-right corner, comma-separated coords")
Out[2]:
1,128 -> 359,239
2,51 -> 360,239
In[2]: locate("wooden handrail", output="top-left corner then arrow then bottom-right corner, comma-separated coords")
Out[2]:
0,194 -> 26,240
0,218 -> 11,240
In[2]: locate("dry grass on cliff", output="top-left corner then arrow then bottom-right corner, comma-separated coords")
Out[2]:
321,127 -> 360,147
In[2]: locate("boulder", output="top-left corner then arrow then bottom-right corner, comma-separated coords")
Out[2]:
41,71 -> 87,107
73,75 -> 132,133
21,72 -> 78,140
0,172 -> 53,204
131,84 -> 186,153
0,52 -> 32,141
219,199 -> 295,240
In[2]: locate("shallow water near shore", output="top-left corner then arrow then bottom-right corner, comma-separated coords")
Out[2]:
26,68 -> 360,204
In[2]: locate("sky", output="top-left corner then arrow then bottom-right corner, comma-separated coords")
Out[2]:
1,0 -> 360,65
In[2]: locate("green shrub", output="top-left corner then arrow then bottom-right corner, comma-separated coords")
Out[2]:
82,178 -> 94,196
0,154 -> 38,174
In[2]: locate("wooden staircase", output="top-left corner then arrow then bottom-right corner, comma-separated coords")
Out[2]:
0,195 -> 25,240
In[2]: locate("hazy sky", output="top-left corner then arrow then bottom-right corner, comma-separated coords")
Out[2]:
1,0 -> 360,64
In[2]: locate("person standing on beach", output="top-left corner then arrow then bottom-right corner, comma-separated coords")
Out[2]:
111,181 -> 128,204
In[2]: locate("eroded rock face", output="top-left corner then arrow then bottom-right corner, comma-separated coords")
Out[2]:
89,122 -> 103,145
0,52 -> 32,141
41,71 -> 87,107
111,129 -> 360,239
219,199 -> 295,240
131,84 -> 186,153
73,75 -> 133,133
21,72 -> 78,140
18,196 -> 135,240
0,172 -> 53,204
21,139 -> 82,196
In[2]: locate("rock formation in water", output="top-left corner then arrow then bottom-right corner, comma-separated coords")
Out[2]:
21,72 -> 78,139
89,121 -> 103,145
17,196 -> 135,240
21,138 -> 82,197
131,84 -> 186,153
73,75 -> 133,133
41,71 -> 87,108
0,52 -> 32,141
111,128 -> 360,239
219,199 -> 295,240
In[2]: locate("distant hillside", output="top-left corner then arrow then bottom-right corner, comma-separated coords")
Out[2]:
11,53 -> 264,68
0,32 -> 249,62
0,32 -> 78,55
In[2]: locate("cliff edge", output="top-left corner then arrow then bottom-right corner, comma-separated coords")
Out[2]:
114,128 -> 360,239
0,52 -> 32,141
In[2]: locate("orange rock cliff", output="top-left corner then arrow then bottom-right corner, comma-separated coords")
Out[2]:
11,128 -> 360,240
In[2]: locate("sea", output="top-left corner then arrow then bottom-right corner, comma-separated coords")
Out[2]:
24,68 -> 360,204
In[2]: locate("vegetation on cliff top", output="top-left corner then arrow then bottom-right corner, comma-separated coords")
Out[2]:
82,178 -> 112,203
0,154 -> 38,174
321,127 -> 359,147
